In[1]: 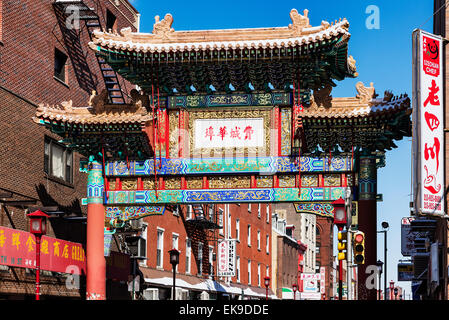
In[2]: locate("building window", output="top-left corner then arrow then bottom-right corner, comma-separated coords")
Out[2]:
257,230 -> 261,250
236,219 -> 240,242
248,204 -> 252,213
236,256 -> 240,283
156,228 -> 164,268
187,205 -> 193,219
44,137 -> 73,184
266,235 -> 270,254
106,9 -> 117,32
54,48 -> 68,83
172,233 -> 179,271
248,260 -> 251,285
185,238 -> 191,274
209,246 -> 214,276
208,205 -> 214,221
218,209 -> 224,236
266,205 -> 270,223
139,222 -> 148,267
247,225 -> 251,247
257,204 -> 261,218
227,211 -> 232,239
258,264 -> 261,287
173,205 -> 180,216
197,243 -> 203,275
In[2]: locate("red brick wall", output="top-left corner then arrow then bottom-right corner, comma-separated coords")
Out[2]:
226,203 -> 271,288
0,0 -> 138,107
0,0 -> 3,43
0,86 -> 87,242
142,203 -> 272,289
143,205 -> 214,276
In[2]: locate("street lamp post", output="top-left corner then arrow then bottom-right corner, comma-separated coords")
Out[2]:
292,283 -> 297,300
376,260 -> 383,300
332,198 -> 347,301
27,210 -> 49,301
389,280 -> 394,300
264,276 -> 271,300
169,249 -> 180,300
377,221 -> 389,300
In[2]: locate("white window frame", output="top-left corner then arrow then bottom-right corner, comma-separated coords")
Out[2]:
185,238 -> 192,274
227,209 -> 232,239
218,209 -> 224,236
156,227 -> 164,269
209,245 -> 214,277
172,233 -> 179,271
236,256 -> 240,283
257,230 -> 261,251
258,263 -> 261,287
247,224 -> 251,247
248,260 -> 251,285
187,205 -> 193,219
236,219 -> 240,242
198,242 -> 203,276
257,204 -> 261,218
266,234 -> 270,254
139,222 -> 148,267
266,205 -> 270,223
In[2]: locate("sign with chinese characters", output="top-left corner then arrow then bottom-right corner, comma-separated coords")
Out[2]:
194,118 -> 264,149
217,239 -> 236,277
412,30 -> 445,216
300,273 -> 321,293
0,226 -> 86,274
320,267 -> 326,294
401,217 -> 416,256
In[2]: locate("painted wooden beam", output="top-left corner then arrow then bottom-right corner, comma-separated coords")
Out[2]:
104,187 -> 347,205
105,156 -> 353,176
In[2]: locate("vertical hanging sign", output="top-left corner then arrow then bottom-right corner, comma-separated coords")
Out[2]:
217,239 -> 236,277
412,29 -> 445,216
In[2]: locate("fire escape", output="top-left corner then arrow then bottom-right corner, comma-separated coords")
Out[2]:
53,0 -> 127,105
184,204 -> 222,277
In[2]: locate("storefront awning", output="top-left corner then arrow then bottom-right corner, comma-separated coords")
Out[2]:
141,267 -> 277,299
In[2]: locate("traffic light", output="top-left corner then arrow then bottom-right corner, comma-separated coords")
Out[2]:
337,230 -> 347,261
353,231 -> 365,264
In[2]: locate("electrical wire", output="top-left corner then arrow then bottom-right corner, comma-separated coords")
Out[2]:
419,0 -> 449,30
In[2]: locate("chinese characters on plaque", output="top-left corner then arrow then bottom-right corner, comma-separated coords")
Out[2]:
194,118 -> 264,150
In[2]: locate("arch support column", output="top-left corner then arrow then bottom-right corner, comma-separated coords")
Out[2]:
357,154 -> 377,300
86,159 -> 106,300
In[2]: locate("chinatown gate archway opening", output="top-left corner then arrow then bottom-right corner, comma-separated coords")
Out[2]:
34,8 -> 411,300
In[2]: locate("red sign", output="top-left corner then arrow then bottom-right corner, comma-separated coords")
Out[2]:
422,35 -> 440,77
413,30 -> 445,216
0,226 -> 86,274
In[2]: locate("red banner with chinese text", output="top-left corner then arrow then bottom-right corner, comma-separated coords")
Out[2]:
0,226 -> 86,275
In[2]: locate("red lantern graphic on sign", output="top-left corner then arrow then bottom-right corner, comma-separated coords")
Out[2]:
423,36 -> 440,77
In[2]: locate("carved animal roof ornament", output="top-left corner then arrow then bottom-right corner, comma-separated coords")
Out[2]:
356,82 -> 377,104
152,13 -> 175,39
288,9 -> 311,35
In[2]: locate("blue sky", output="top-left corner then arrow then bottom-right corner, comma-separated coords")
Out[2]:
128,0 -> 435,299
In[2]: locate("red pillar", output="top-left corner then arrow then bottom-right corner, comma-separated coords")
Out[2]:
357,154 -> 377,300
86,160 -> 106,300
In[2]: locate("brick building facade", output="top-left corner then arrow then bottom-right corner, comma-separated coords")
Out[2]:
0,0 -> 139,299
140,203 -> 274,300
